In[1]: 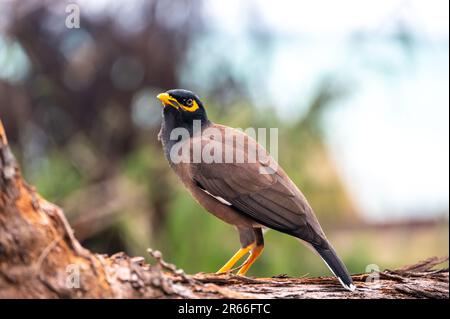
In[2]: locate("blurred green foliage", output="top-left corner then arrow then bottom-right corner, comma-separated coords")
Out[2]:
14,98 -> 447,277
28,151 -> 84,202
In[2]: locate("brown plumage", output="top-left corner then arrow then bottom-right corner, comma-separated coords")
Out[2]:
156,89 -> 355,291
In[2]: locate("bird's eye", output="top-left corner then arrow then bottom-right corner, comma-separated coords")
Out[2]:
186,99 -> 193,106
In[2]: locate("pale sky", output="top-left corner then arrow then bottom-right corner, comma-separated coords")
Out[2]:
202,0 -> 449,220
205,0 -> 449,38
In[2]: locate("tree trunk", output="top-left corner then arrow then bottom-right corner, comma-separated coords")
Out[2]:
0,119 -> 448,299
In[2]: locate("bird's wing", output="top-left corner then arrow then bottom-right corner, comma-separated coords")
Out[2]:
188,127 -> 326,246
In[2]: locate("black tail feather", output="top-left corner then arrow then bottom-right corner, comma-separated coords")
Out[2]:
313,244 -> 355,291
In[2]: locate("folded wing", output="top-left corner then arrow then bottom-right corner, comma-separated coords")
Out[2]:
189,130 -> 328,247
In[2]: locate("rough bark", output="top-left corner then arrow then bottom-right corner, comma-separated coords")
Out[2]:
0,120 -> 448,299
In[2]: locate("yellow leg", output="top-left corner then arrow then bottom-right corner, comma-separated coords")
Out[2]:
216,244 -> 254,274
237,245 -> 264,275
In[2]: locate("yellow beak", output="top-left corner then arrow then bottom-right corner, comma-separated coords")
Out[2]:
156,92 -> 178,109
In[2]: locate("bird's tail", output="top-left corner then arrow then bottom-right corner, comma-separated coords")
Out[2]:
313,243 -> 355,291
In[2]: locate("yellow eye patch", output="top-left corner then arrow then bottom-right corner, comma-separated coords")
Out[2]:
180,99 -> 199,112
157,92 -> 200,112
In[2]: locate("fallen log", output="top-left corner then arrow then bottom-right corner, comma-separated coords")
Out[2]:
0,119 -> 448,299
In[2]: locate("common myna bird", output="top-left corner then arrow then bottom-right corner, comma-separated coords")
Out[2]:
156,89 -> 355,291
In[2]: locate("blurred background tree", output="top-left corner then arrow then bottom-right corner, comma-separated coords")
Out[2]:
0,0 -> 448,277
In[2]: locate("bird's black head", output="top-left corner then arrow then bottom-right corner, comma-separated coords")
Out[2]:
156,89 -> 209,125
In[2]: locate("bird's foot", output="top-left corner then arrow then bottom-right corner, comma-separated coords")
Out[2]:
236,244 -> 264,275
216,244 -> 254,274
